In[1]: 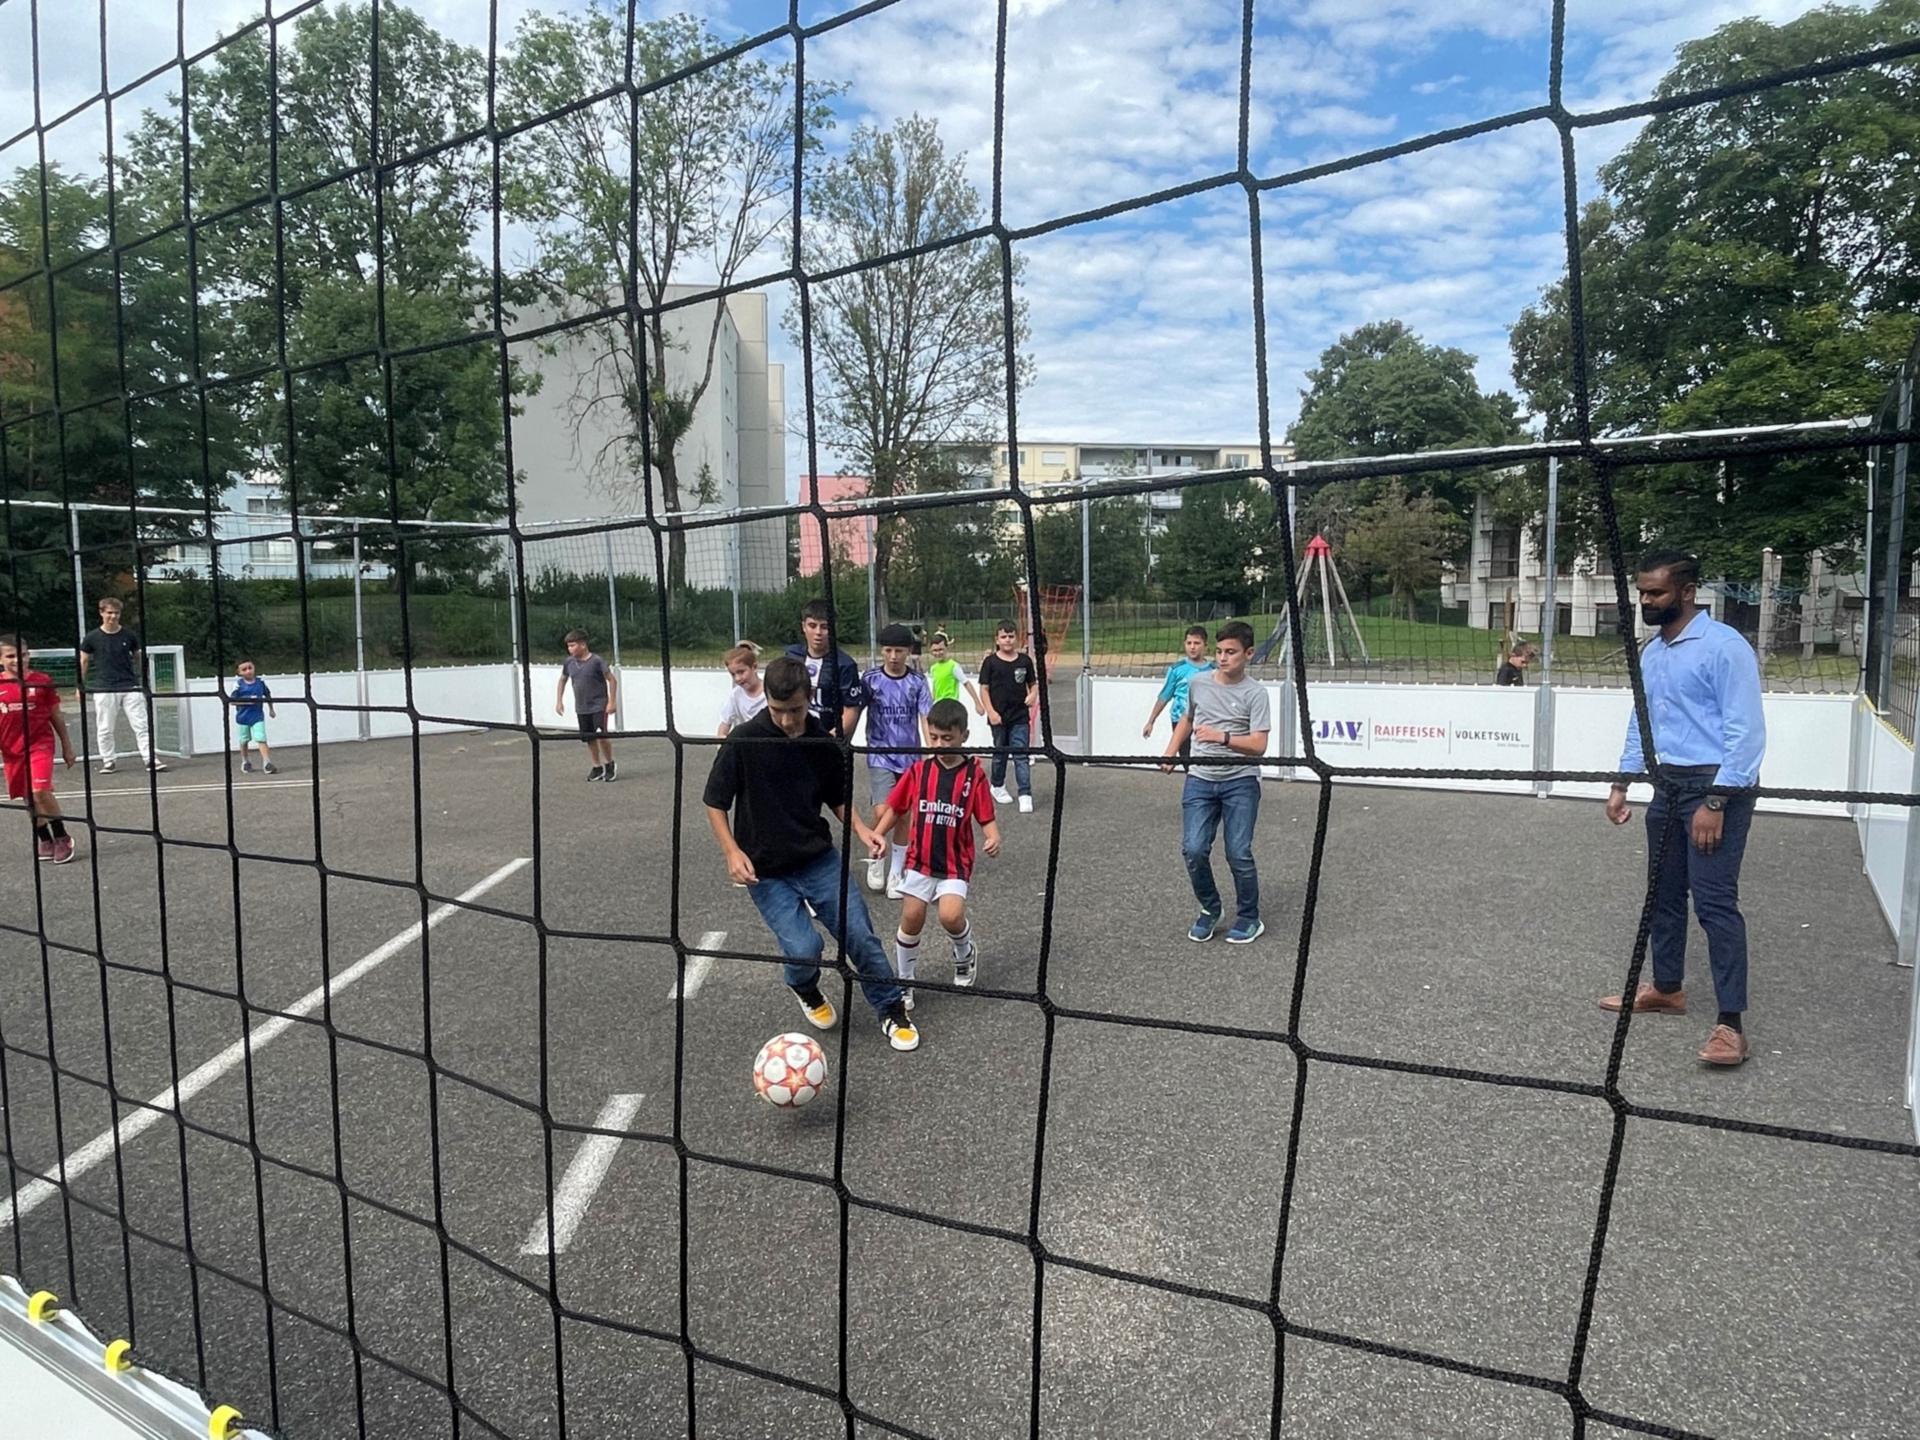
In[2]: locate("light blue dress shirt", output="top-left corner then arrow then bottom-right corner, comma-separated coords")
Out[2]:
1618,610 -> 1767,787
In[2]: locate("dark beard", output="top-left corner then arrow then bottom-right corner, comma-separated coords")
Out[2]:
1641,603 -> 1681,627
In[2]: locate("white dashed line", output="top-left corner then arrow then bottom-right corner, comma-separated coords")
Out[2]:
1,857 -> 532,1231
668,931 -> 726,1000
520,1092 -> 646,1257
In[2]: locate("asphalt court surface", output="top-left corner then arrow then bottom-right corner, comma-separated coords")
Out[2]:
0,729 -> 1915,1439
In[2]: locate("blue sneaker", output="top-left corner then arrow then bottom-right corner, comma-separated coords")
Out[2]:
1188,913 -> 1221,943
1224,918 -> 1266,945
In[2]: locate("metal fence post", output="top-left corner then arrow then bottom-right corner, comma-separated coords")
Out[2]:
1874,371 -> 1912,714
1535,457 -> 1560,798
730,521 -> 743,645
1080,493 -> 1093,755
603,528 -> 621,669
68,508 -> 87,643
508,550 -> 524,728
352,527 -> 371,741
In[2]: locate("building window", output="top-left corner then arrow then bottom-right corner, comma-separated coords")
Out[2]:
246,498 -> 295,568
1486,526 -> 1521,580
1040,449 -> 1067,467
1596,602 -> 1619,631
1224,452 -> 1248,467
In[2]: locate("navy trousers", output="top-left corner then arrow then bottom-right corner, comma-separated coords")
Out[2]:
1644,783 -> 1755,1014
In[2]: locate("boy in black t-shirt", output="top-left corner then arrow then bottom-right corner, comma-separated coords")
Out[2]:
1496,640 -> 1533,687
978,622 -> 1036,812
704,656 -> 918,1051
79,597 -> 165,772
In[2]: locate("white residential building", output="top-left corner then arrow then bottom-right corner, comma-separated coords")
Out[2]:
509,285 -> 787,592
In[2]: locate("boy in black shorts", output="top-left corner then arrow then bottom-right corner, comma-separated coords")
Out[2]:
556,629 -> 619,781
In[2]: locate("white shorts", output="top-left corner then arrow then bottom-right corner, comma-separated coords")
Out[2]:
897,870 -> 969,903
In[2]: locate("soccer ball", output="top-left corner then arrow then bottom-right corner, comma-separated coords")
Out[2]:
752,1033 -> 827,1109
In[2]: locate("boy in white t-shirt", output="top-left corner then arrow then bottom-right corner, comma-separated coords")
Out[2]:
717,642 -> 767,736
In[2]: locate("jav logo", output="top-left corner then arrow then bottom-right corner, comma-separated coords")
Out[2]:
1314,719 -> 1365,742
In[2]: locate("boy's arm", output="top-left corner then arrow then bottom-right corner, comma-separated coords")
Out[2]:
829,802 -> 886,857
871,802 -> 899,841
980,818 -> 1001,858
50,705 -> 75,763
1162,712 -> 1195,765
555,671 -> 567,715
704,805 -> 757,885
964,679 -> 985,712
604,665 -> 618,715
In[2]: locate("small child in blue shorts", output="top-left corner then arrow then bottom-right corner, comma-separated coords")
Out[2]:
230,659 -> 277,774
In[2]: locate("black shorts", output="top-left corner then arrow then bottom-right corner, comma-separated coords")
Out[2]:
576,710 -> 609,740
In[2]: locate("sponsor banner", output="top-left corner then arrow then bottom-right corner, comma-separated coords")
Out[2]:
1300,687 -> 1535,776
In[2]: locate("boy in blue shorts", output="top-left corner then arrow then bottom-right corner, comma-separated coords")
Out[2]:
1143,625 -> 1212,761
230,659 -> 277,774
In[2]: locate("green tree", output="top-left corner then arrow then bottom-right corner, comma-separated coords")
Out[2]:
1509,0 -> 1920,579
888,458 -> 1017,615
1155,478 -> 1275,611
1031,493 -> 1149,602
503,4 -> 830,593
790,114 -> 1028,627
1339,482 -> 1463,621
1288,318 -> 1526,513
117,2 -> 525,577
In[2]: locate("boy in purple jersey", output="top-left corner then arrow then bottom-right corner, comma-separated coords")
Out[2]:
861,623 -> 933,897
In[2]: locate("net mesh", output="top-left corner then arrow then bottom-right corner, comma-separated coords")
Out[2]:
2,2 -> 1919,1438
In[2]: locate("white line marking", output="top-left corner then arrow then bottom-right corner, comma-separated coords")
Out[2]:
0,856 -> 532,1231
519,1092 -> 646,1257
667,930 -> 725,1000
86,780 -> 315,797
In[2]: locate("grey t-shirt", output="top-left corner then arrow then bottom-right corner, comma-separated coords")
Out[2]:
562,653 -> 611,714
1186,672 -> 1272,780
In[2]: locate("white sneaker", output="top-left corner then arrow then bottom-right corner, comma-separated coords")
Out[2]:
148,758 -> 168,772
100,760 -> 116,773
865,856 -> 886,892
954,947 -> 978,988
990,785 -> 1012,804
885,873 -> 905,900
1017,795 -> 1033,813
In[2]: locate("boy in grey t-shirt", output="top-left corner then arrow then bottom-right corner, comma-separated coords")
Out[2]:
555,629 -> 619,781
1164,621 -> 1271,943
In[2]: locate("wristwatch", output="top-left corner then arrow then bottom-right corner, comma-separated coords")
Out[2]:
1702,795 -> 1725,812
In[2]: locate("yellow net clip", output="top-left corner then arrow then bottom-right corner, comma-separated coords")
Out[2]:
25,1290 -> 58,1322
208,1404 -> 245,1439
104,1338 -> 135,1373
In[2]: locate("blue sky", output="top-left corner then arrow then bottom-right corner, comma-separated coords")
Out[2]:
2,0 -> 1858,489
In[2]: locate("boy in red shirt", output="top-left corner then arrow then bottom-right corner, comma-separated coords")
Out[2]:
0,638 -> 79,863
870,698 -> 1001,1006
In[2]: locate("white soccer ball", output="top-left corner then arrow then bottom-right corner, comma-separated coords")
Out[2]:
752,1032 -> 828,1109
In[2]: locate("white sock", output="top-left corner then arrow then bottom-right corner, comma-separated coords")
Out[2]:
948,921 -> 974,963
894,930 -> 921,982
891,843 -> 907,879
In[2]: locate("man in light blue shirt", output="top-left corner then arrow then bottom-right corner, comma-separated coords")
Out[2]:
1601,550 -> 1767,1067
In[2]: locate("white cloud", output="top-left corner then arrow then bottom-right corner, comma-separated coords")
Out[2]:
1285,105 -> 1398,138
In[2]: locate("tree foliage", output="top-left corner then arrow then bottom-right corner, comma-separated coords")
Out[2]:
791,114 -> 1029,625
1155,478 -> 1276,612
114,2 -> 525,577
1339,482 -> 1463,621
1031,496 -> 1149,603
1509,0 -> 1920,579
504,3 -> 831,591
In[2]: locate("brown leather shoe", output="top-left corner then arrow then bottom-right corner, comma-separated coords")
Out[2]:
1598,983 -> 1687,1015
1698,1025 -> 1749,1067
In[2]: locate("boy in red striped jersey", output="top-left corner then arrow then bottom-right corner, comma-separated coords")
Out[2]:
869,698 -> 1001,1005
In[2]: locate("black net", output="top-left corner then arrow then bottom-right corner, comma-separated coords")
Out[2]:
3,2 -> 1919,1439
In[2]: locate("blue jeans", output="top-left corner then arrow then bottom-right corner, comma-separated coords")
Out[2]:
1181,773 -> 1261,925
748,847 -> 903,1018
1646,785 -> 1755,1013
990,717 -> 1031,795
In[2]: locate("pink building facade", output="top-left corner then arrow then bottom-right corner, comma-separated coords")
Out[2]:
796,474 -> 872,576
